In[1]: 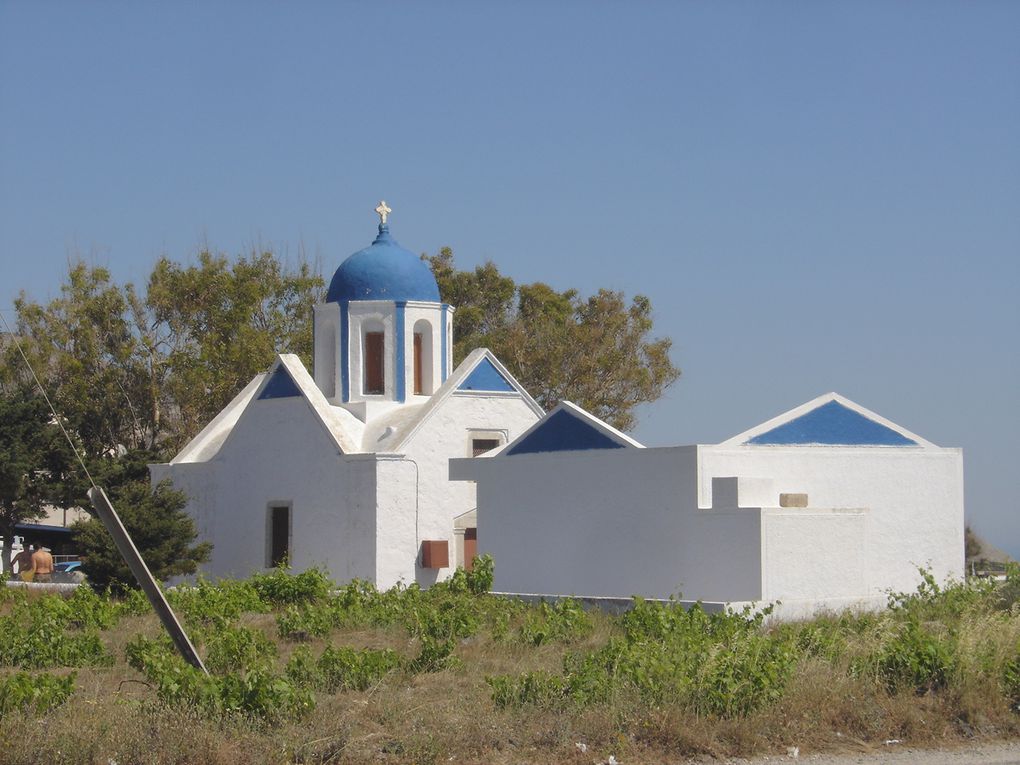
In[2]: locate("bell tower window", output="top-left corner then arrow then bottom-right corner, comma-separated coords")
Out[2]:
412,319 -> 434,395
413,332 -> 424,395
364,331 -> 385,394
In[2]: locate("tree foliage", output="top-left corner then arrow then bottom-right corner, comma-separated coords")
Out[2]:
147,251 -> 322,436
423,248 -> 679,431
0,388 -> 78,572
8,252 -> 323,458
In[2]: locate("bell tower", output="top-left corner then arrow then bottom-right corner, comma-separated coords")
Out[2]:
313,202 -> 453,421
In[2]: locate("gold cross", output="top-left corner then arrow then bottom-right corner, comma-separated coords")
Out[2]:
375,200 -> 392,225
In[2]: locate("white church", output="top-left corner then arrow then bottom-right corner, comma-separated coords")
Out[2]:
151,203 -> 964,614
150,203 -> 543,588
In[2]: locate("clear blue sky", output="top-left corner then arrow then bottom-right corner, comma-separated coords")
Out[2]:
2,2 -> 1018,554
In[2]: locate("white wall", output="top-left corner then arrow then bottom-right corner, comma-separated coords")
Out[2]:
457,446 -> 764,600
155,395 -> 383,581
700,445 -> 965,598
453,440 -> 964,609
762,508 -> 868,601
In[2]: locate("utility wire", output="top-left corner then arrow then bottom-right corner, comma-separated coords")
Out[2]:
0,309 -> 98,490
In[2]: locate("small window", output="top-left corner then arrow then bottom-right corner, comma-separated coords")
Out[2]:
472,438 -> 501,457
413,332 -> 424,395
268,505 -> 290,568
364,331 -> 384,394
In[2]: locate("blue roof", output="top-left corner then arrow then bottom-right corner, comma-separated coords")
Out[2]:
507,408 -> 627,456
458,358 -> 515,393
326,224 -> 440,304
747,400 -> 917,446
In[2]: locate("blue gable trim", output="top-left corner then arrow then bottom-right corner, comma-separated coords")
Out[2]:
258,366 -> 301,400
395,302 -> 406,402
458,357 -> 515,393
507,409 -> 626,455
747,400 -> 917,446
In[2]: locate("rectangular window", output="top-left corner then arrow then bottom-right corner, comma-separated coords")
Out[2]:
472,438 -> 501,457
364,332 -> 384,394
413,332 -> 423,395
269,505 -> 290,568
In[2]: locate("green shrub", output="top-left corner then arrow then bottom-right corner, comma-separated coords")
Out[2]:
0,671 -> 76,714
204,625 -> 278,674
888,569 -> 995,623
277,603 -> 336,641
874,616 -> 956,693
1002,650 -> 1020,708
489,599 -> 796,717
286,645 -> 402,692
168,578 -> 269,627
0,595 -> 113,669
249,566 -> 332,606
126,635 -> 312,723
517,598 -> 592,646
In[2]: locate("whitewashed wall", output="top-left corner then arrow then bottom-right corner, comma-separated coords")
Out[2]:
453,441 -> 963,610
700,446 -> 964,599
153,395 -> 384,581
455,446 -> 764,600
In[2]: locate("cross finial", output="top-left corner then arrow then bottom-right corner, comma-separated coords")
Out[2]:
375,200 -> 392,226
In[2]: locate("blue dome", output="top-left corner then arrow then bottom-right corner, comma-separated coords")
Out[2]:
326,225 -> 440,303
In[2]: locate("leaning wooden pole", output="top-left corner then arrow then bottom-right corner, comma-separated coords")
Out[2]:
88,486 -> 208,674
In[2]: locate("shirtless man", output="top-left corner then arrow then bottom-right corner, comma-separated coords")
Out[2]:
31,546 -> 54,583
12,545 -> 34,581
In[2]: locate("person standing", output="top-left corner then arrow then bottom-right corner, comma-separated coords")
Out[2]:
31,546 -> 54,583
12,545 -> 34,581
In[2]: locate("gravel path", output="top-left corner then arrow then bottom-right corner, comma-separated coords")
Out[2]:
717,742 -> 1020,765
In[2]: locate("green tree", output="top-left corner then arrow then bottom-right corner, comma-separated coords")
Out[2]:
423,248 -> 680,431
146,250 -> 323,447
71,450 -> 211,591
9,263 -> 156,457
9,252 -> 323,457
0,388 -> 78,573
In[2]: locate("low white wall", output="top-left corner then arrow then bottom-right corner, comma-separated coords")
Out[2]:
460,446 -> 764,601
700,446 -> 964,597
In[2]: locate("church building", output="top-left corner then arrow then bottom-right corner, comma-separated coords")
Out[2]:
150,203 -> 543,587
152,202 -> 964,616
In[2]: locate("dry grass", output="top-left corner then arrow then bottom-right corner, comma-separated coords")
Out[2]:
3,577 -> 1020,765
